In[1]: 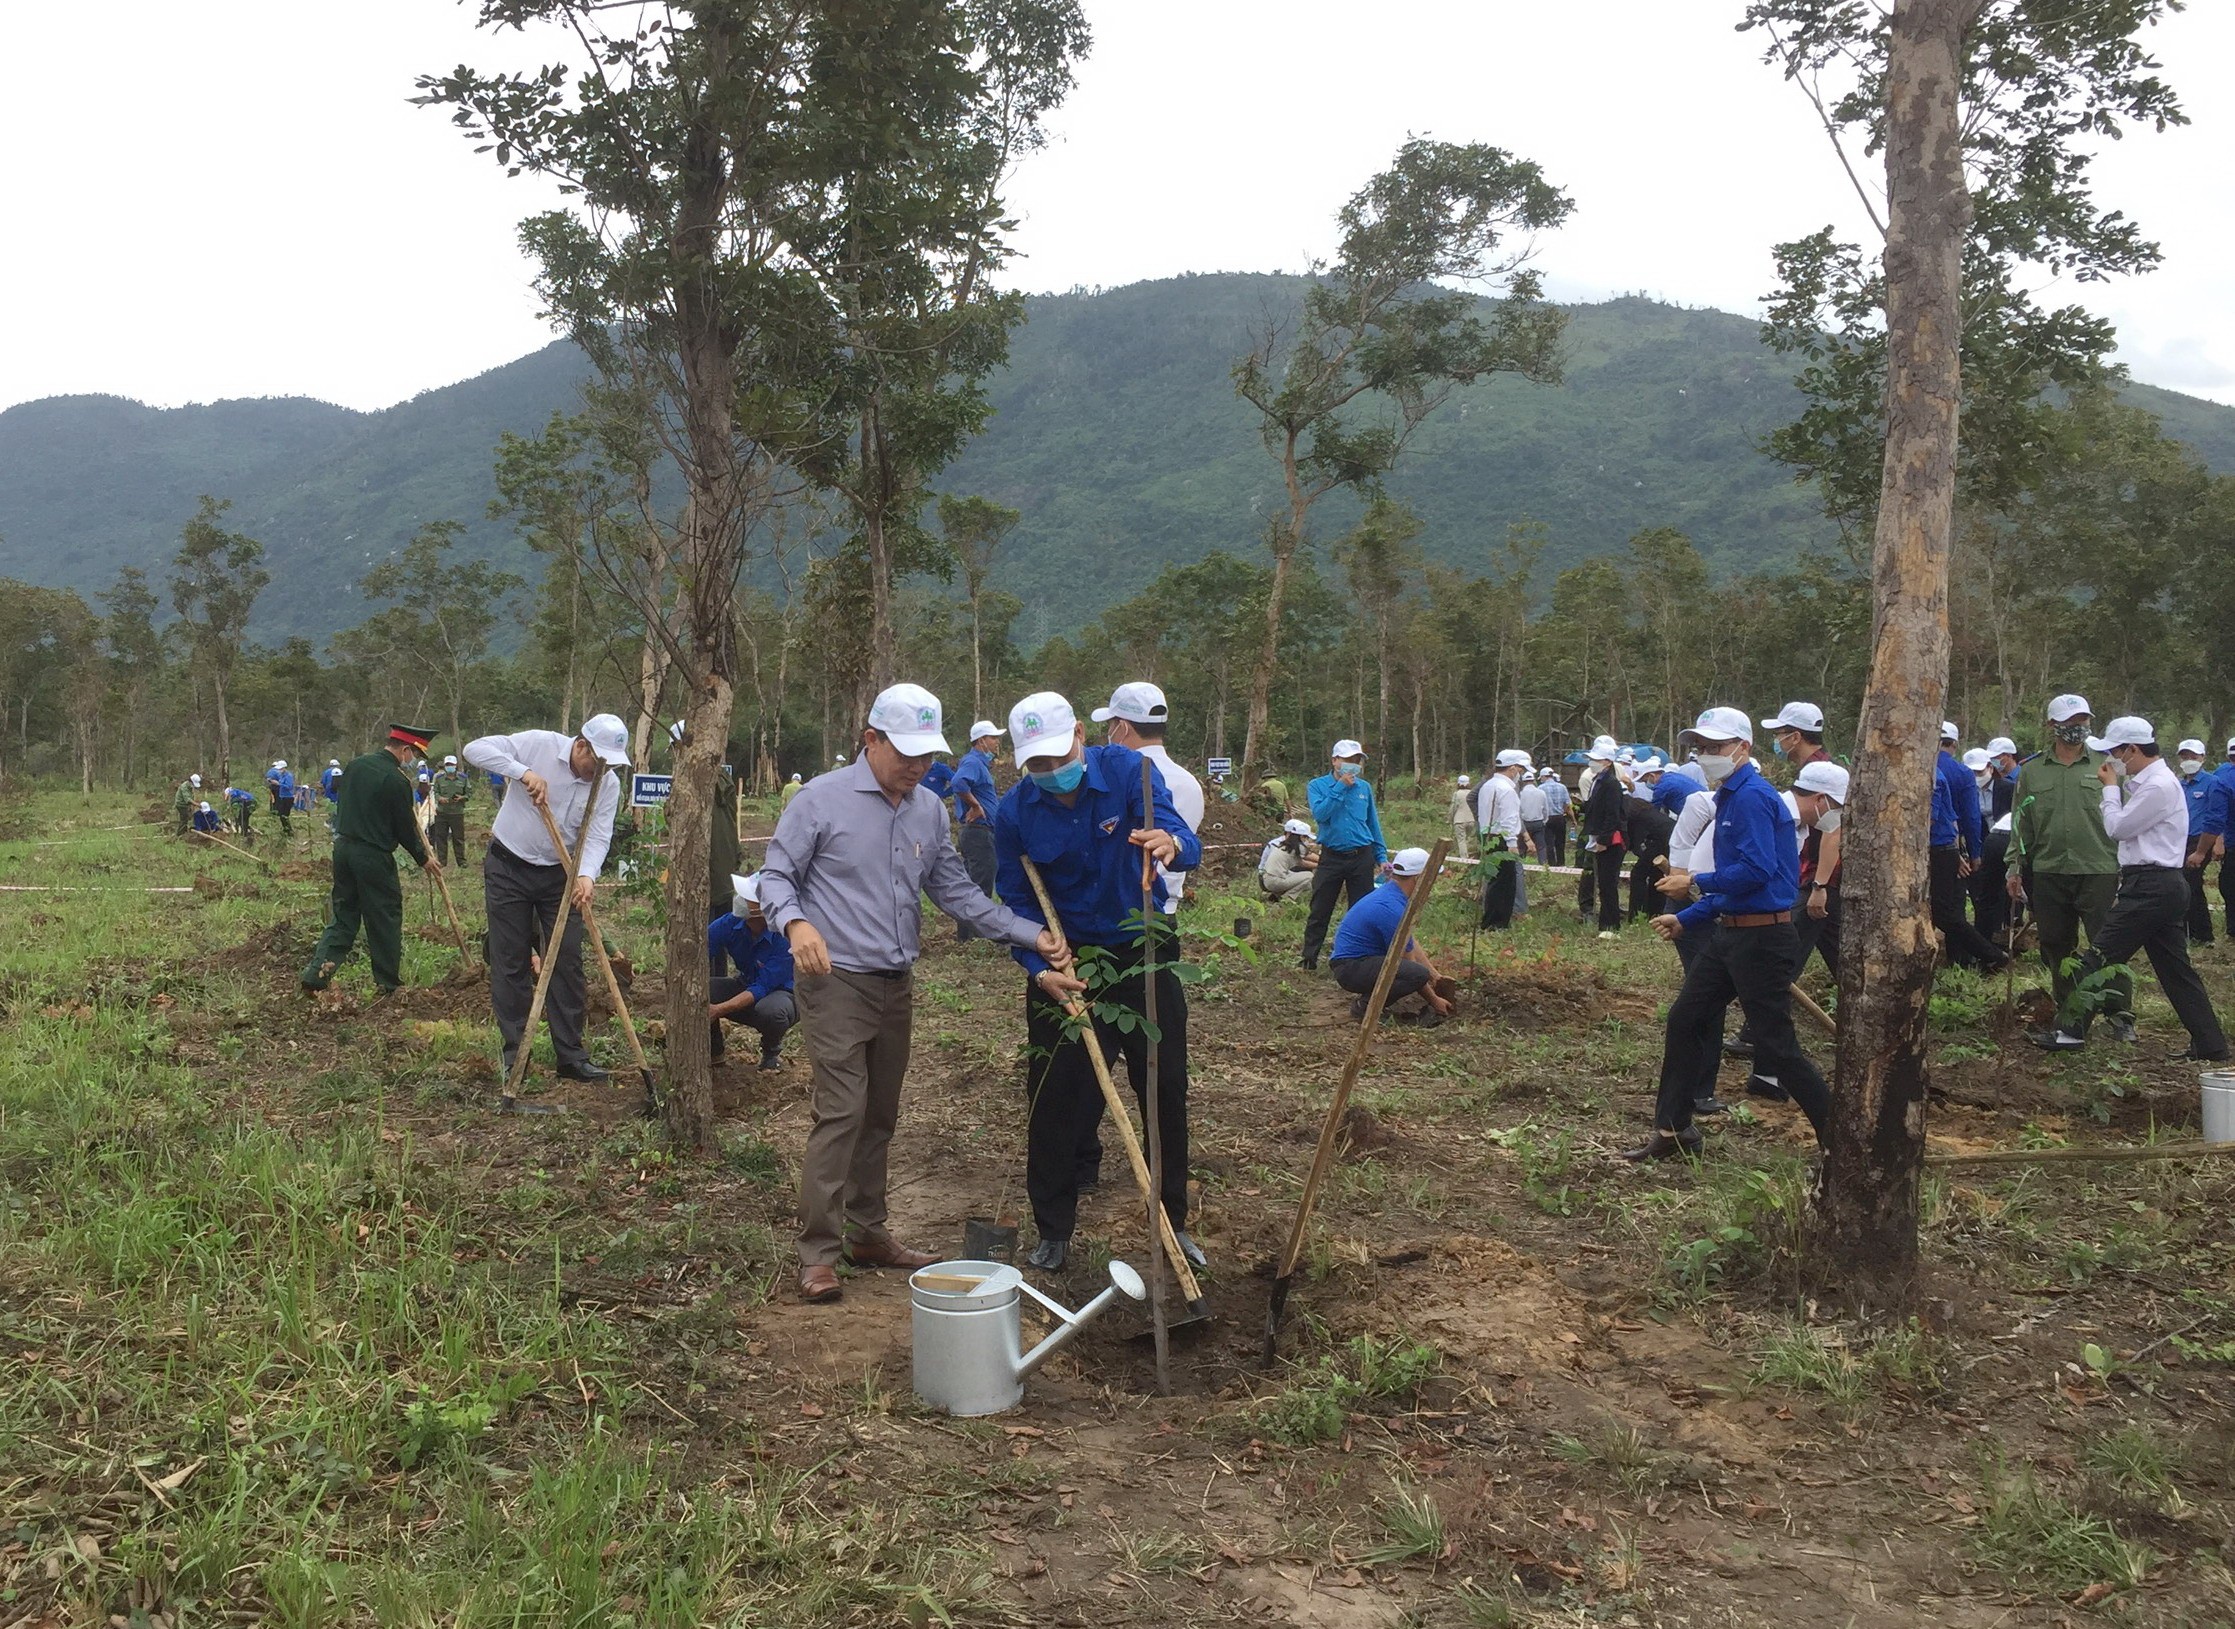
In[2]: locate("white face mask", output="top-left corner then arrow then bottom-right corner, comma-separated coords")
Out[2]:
1697,753 -> 1738,785
1816,808 -> 1841,834
2180,757 -> 2204,776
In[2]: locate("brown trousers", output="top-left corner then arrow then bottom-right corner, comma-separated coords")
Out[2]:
795,967 -> 915,1268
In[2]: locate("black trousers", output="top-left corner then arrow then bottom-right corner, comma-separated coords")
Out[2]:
2065,868 -> 2228,1055
955,821 -> 997,939
1331,953 -> 1432,1007
1970,829 -> 2012,944
2185,862 -> 2214,945
431,805 -> 468,867
1541,817 -> 1567,869
1480,843 -> 1519,929
1628,852 -> 1666,922
1301,845 -> 1379,966
271,794 -> 293,837
1795,889 -> 1842,976
2221,852 -> 2235,940
1023,963 -> 1188,1242
1654,922 -> 1829,1143
1585,846 -> 1624,931
1930,845 -> 2006,970
482,841 -> 593,1070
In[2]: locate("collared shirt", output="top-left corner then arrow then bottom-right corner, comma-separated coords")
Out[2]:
708,912 -> 795,1003
2180,768 -> 2227,841
463,730 -> 622,879
950,747 -> 998,825
1931,749 -> 1983,855
331,749 -> 429,863
431,768 -> 473,807
1648,774 -> 1694,817
1140,743 -> 1205,913
1330,878 -> 1416,962
994,743 -> 1203,979
2103,757 -> 2188,869
266,769 -> 295,799
1669,788 -> 1718,873
761,758 -> 1035,974
1678,761 -> 1799,930
2012,749 -> 2117,875
1541,779 -> 1571,818
920,759 -> 956,799
1478,773 -> 1522,843
1519,783 -> 1547,824
1307,771 -> 1386,857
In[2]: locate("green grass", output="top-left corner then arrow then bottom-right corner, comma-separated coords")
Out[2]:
1971,1448 -> 2154,1597
1245,1334 -> 1441,1447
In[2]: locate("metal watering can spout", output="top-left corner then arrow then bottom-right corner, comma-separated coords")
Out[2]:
1015,1261 -> 1147,1379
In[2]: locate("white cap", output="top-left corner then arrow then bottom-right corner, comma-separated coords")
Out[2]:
1091,682 -> 1169,725
189,774 -> 202,786
1615,747 -> 1635,763
1455,774 -> 1470,786
1986,736 -> 2018,758
271,759 -> 286,770
1793,760 -> 1851,802
1388,846 -> 1432,877
730,871 -> 761,915
329,758 -> 340,767
2047,694 -> 2091,723
2087,717 -> 2154,752
2178,738 -> 2206,757
576,712 -> 631,766
1761,702 -> 1824,733
1283,818 -> 1314,837
1962,747 -> 1990,771
790,772 -> 802,781
1331,738 -> 1366,760
1500,749 -> 1534,770
1940,721 -> 1959,742
968,719 -> 1004,742
1539,767 -> 1559,780
1678,706 -> 1754,747
443,754 -> 458,767
1591,734 -> 1618,755
199,800 -> 211,812
1635,756 -> 1665,776
868,683 -> 952,756
1008,692 -> 1079,764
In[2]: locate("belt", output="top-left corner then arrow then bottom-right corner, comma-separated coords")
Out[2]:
490,838 -> 563,872
2119,864 -> 2178,876
1721,910 -> 1793,928
832,965 -> 910,981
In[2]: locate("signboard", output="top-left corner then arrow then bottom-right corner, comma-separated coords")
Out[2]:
1206,757 -> 1234,778
630,773 -> 672,808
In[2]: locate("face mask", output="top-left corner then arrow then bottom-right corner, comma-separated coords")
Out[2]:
1817,808 -> 1841,834
2180,757 -> 2203,776
1335,761 -> 1361,781
1976,772 -> 1992,789
1031,759 -> 1086,794
2107,755 -> 2129,781
1697,753 -> 1738,785
1771,738 -> 1788,758
2052,720 -> 2089,745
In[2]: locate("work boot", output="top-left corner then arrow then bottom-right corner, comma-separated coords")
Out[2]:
1348,994 -> 1370,1021
1722,1036 -> 1754,1058
299,959 -> 336,992
1024,1236 -> 1069,1271
556,1060 -> 610,1083
1619,1127 -> 1705,1163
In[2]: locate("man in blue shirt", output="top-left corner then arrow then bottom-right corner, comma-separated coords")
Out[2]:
1538,770 -> 1571,867
707,871 -> 796,1071
1930,723 -> 2007,972
1622,707 -> 1830,1162
2176,737 -> 2227,946
949,720 -> 1004,934
994,691 -> 1200,1273
1327,848 -> 1455,1026
1298,738 -> 1387,970
224,786 -> 257,836
266,760 -> 297,841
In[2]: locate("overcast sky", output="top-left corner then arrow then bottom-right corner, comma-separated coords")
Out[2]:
2,0 -> 2226,414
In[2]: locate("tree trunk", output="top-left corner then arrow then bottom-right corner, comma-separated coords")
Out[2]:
863,405 -> 899,697
212,670 -> 232,782
969,592 -> 984,723
1241,433 -> 1309,776
1814,0 -> 1981,1304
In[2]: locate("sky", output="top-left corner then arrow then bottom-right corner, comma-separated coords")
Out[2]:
1,0 -> 2227,414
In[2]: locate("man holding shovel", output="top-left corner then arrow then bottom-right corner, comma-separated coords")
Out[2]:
300,724 -> 441,998
761,683 -> 1070,1305
463,715 -> 628,1083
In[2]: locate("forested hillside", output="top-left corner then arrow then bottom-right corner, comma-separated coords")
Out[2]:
4,272 -> 2230,644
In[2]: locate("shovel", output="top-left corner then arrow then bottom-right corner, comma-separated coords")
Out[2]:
1018,856 -> 1211,1331
495,793 -> 597,1115
533,802 -> 662,1116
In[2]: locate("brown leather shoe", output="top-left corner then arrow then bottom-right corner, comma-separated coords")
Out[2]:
843,1236 -> 938,1271
798,1264 -> 842,1302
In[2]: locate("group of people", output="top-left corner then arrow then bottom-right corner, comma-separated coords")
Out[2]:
172,760 -> 312,840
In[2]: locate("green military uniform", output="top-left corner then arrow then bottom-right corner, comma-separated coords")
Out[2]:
172,778 -> 200,837
302,740 -> 432,994
2012,748 -> 2119,1008
429,765 -> 473,866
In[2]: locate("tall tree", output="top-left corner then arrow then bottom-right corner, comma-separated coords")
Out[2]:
359,520 -> 525,746
936,493 -> 1022,721
1232,138 -> 1570,775
1745,0 -> 2187,1298
99,566 -> 164,788
168,495 -> 268,780
1332,496 -> 1423,756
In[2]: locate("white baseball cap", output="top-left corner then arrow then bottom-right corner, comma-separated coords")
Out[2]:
1761,702 -> 1825,733
1615,747 -> 1636,763
443,754 -> 458,767
730,871 -> 761,915
1008,692 -> 1079,764
1591,734 -> 1618,755
199,800 -> 212,812
1940,721 -> 1960,742
1985,736 -> 2018,758
1455,773 -> 1471,786
328,759 -> 339,767
271,759 -> 286,770
2087,716 -> 2155,752
1539,767 -> 1559,780
868,683 -> 952,756
578,712 -> 632,767
1962,747 -> 1990,771
2047,694 -> 2091,723
189,774 -> 202,786
1793,760 -> 1851,802
1282,818 -> 1314,837
1091,681 -> 1169,725
1678,706 -> 1754,747
1496,749 -> 1532,769
968,719 -> 1004,743
1388,846 -> 1432,877
1635,757 -> 1665,776
1330,738 -> 1366,760
2178,738 -> 2206,757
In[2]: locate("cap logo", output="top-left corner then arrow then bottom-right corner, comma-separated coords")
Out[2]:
918,706 -> 934,727
1023,712 -> 1042,733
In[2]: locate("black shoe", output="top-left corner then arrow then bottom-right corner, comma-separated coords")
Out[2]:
759,1050 -> 784,1072
556,1061 -> 611,1083
2031,1028 -> 2086,1052
1348,994 -> 1370,1021
2169,1045 -> 2233,1063
1298,956 -> 1318,972
1414,1008 -> 1445,1029
1722,1036 -> 1754,1058
2106,1014 -> 2137,1044
1693,1097 -> 1730,1116
1024,1236 -> 1069,1271
1746,1076 -> 1790,1103
1619,1128 -> 1704,1163
1074,1166 -> 1102,1192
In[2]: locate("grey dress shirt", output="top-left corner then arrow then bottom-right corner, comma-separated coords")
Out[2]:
760,758 -> 1039,973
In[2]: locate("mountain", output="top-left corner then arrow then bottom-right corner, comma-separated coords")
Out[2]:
5,273 -> 2233,645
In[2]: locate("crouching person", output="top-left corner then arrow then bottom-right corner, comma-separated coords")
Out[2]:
1328,847 -> 1455,1027
709,871 -> 796,1071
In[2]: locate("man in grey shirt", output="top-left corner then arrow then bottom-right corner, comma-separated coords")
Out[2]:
761,681 -> 1070,1303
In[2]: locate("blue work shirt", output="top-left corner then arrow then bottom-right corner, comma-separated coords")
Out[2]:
225,787 -> 254,806
707,912 -> 795,1003
267,770 -> 295,800
994,743 -> 1203,979
1541,780 -> 1570,817
1678,760 -> 1800,931
1648,775 -> 1693,816
950,746 -> 998,825
1306,772 -> 1387,859
920,759 -> 956,800
1329,878 -> 1415,962
320,768 -> 340,798
2182,769 -> 2227,840
1931,749 -> 1982,856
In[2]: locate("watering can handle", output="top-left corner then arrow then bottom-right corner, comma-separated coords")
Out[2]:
1015,1277 -> 1080,1327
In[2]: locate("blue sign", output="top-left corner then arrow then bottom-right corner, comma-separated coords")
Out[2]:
1206,757 -> 1234,777
630,773 -> 673,808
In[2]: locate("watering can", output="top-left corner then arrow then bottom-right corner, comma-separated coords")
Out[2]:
909,1257 -> 1147,1416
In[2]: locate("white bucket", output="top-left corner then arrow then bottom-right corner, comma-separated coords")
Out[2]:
2203,1071 -> 2235,1146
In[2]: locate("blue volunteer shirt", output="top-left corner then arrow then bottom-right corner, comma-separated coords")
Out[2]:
321,767 -> 340,797
1648,775 -> 1693,816
707,912 -> 795,1002
225,787 -> 254,806
2183,769 -> 2227,841
1329,878 -> 1415,962
1677,760 -> 1801,931
1307,771 -> 1387,859
919,759 -> 956,800
994,743 -> 1202,979
950,746 -> 997,825
1931,749 -> 1982,855
267,769 -> 295,799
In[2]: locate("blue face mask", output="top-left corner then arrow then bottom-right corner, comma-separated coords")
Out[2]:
1335,761 -> 1361,781
1031,759 -> 1086,794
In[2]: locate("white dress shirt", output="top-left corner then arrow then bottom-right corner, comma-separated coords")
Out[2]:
2101,756 -> 2187,869
463,729 -> 623,879
1140,744 -> 1204,913
1477,772 -> 1523,843
1519,783 -> 1547,825
1669,789 -> 1718,873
